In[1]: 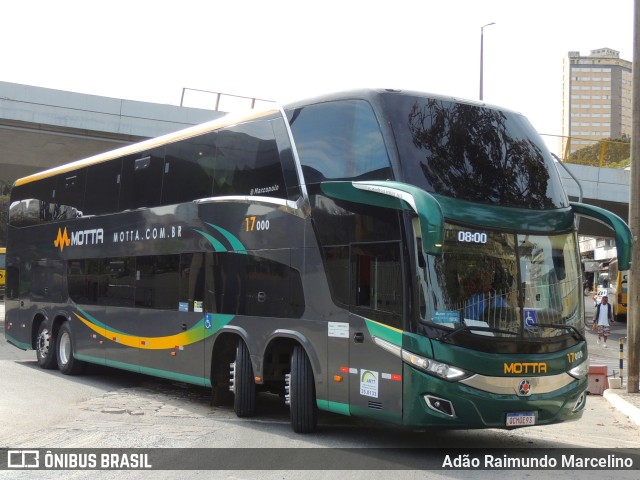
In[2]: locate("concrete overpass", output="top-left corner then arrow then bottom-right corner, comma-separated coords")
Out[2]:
557,162 -> 630,238
0,81 -> 225,183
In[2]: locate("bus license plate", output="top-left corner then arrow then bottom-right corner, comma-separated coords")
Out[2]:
506,412 -> 536,426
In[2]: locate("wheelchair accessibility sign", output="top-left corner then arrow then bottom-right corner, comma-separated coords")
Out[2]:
524,309 -> 538,329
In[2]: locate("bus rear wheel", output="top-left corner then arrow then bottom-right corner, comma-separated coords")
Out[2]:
231,339 -> 256,417
288,345 -> 317,433
36,322 -> 57,370
56,321 -> 85,375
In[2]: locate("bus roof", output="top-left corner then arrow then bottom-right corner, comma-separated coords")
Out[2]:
283,88 -> 523,116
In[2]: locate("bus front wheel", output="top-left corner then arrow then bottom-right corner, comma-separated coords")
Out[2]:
36,322 -> 57,370
288,345 -> 318,433
231,340 -> 256,417
56,321 -> 85,375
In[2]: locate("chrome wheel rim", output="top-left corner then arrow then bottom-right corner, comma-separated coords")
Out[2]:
59,331 -> 71,366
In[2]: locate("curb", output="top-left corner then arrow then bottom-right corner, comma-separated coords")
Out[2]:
603,389 -> 640,427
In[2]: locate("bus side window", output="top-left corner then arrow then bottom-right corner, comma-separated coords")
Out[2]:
136,255 -> 179,309
271,116 -> 302,200
162,133 -> 216,205
84,160 -> 122,216
350,242 -> 403,329
9,178 -> 56,226
287,100 -> 392,184
54,169 -> 86,220
213,119 -> 287,199
119,148 -> 165,210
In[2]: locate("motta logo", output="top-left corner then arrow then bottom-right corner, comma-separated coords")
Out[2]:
54,227 -> 104,252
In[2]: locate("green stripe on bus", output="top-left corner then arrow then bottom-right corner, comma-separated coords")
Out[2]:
193,228 -> 227,252
5,334 -> 31,350
317,399 -> 350,416
206,223 -> 247,254
75,354 -> 211,387
364,318 -> 403,346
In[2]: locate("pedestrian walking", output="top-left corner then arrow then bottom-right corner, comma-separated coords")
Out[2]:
592,295 -> 615,347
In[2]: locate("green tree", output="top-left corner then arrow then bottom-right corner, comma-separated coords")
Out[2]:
568,135 -> 630,167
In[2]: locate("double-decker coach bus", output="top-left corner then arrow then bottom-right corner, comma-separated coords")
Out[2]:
4,89 -> 632,433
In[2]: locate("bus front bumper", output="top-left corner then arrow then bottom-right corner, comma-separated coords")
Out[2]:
402,365 -> 587,429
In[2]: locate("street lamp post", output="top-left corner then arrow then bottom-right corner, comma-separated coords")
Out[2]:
480,22 -> 496,101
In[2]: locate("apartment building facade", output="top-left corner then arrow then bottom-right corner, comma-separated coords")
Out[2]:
561,48 -> 632,156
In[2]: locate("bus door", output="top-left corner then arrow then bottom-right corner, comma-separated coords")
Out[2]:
348,243 -> 403,422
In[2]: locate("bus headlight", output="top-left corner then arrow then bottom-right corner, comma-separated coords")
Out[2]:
568,361 -> 589,380
373,336 -> 469,381
401,350 -> 469,381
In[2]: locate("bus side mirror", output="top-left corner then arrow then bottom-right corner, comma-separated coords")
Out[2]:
570,201 -> 632,270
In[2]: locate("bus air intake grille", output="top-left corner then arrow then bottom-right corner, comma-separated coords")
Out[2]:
368,401 -> 383,410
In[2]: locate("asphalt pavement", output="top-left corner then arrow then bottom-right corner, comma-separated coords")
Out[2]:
1,298 -> 639,426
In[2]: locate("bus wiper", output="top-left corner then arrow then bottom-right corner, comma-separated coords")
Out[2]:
531,323 -> 585,341
439,324 -> 518,340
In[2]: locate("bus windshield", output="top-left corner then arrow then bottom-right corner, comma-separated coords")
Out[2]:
383,93 -> 569,209
419,223 -> 582,346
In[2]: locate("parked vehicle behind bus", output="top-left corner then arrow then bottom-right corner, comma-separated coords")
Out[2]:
0,247 -> 5,298
608,259 -> 628,321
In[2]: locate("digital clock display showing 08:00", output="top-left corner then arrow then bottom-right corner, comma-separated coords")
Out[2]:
457,231 -> 488,244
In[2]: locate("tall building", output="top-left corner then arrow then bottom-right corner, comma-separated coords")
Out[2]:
561,48 -> 632,156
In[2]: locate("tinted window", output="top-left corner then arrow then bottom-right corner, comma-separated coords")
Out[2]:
323,246 -> 349,307
209,252 -> 304,318
9,178 -> 56,226
213,119 -> 287,198
136,255 -> 179,309
101,257 -> 136,307
351,242 -> 403,328
271,117 -> 302,200
162,133 -> 216,205
179,253 -> 209,312
84,161 -> 122,215
69,253 -> 303,317
120,148 -> 165,210
385,94 -> 568,209
287,100 -> 392,183
54,169 -> 86,220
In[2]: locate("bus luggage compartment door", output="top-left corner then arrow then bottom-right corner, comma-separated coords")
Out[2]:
348,314 -> 402,423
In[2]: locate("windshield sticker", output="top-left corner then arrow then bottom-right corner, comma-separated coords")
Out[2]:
524,309 -> 539,330
432,310 -> 460,327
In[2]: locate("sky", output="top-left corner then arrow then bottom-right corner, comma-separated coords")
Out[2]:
1,0 -> 635,153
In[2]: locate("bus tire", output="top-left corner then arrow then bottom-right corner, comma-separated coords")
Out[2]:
289,345 -> 317,433
232,340 -> 256,417
36,322 -> 58,370
56,321 -> 85,375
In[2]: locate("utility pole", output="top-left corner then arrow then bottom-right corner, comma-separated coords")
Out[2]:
628,0 -> 640,393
